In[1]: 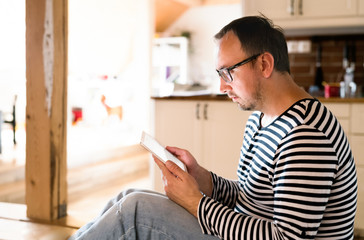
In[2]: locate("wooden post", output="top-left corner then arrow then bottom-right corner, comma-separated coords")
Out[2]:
25,0 -> 68,220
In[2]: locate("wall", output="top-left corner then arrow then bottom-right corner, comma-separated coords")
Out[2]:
0,1 -> 26,124
160,3 -> 364,95
68,0 -> 154,166
288,35 -> 364,93
161,4 -> 242,91
0,0 -> 154,166
68,0 -> 152,129
69,0 -> 149,76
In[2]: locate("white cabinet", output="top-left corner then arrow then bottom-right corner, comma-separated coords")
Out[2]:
201,101 -> 251,176
244,0 -> 294,20
243,0 -> 363,30
356,167 -> 364,234
297,0 -> 356,18
360,0 -> 364,15
153,99 -> 364,233
299,0 -> 357,17
152,99 -> 251,192
324,102 -> 364,233
244,0 -> 357,19
351,104 -> 364,232
153,100 -> 203,164
351,103 -> 364,134
324,103 -> 351,135
350,103 -> 364,166
351,136 -> 364,166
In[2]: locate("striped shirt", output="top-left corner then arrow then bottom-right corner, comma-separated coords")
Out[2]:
198,99 -> 357,239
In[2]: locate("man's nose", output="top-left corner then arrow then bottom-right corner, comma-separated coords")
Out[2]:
219,78 -> 232,93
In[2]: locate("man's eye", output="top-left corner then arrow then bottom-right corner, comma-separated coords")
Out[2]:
222,69 -> 229,75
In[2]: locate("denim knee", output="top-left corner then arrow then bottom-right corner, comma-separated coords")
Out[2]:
118,191 -> 156,212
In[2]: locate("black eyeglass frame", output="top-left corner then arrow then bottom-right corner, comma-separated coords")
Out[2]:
216,53 -> 261,83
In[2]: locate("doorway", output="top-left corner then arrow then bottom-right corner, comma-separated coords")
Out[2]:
0,0 -> 26,204
66,0 -> 153,222
0,0 -> 152,210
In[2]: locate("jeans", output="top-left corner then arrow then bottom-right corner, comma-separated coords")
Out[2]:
68,189 -> 219,240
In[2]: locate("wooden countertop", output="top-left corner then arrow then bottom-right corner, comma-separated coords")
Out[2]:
316,97 -> 364,103
152,94 -> 364,103
152,94 -> 230,101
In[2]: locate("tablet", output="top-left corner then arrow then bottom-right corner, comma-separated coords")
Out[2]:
140,131 -> 186,171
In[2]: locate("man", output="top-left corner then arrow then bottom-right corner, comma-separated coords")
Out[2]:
69,15 -> 357,240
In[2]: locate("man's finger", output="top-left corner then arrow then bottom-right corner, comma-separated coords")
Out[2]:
154,157 -> 174,177
165,160 -> 185,179
154,156 -> 168,172
153,156 -> 163,168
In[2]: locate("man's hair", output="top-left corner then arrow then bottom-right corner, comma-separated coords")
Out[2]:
215,15 -> 290,74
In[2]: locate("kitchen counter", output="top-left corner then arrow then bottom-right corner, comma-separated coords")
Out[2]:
152,94 -> 364,103
152,94 -> 364,236
152,94 -> 229,101
316,97 -> 364,103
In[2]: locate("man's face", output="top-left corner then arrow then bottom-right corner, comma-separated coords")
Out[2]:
215,31 -> 262,111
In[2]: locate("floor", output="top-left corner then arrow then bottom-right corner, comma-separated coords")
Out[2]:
0,145 -> 153,240
1,137 -> 364,239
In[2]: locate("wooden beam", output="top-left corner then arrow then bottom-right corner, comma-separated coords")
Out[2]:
173,0 -> 202,6
175,0 -> 240,6
155,0 -> 190,32
155,0 -> 240,33
25,0 -> 68,220
202,0 -> 241,5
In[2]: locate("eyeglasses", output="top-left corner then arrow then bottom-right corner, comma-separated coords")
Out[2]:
216,53 -> 261,83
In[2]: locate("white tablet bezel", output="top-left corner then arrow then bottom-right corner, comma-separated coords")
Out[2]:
140,131 -> 187,171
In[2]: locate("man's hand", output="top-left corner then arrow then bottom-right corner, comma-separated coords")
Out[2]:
165,146 -> 199,174
166,146 -> 213,197
154,157 -> 203,217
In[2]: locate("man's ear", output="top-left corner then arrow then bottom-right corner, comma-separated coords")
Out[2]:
260,52 -> 274,78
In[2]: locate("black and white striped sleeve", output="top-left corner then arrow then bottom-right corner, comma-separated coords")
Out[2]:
197,127 -> 354,239
209,172 -> 240,209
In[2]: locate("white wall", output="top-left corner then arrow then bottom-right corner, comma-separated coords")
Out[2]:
67,0 -> 154,166
0,0 -> 153,165
162,4 -> 242,91
68,0 -> 153,132
70,0 -> 137,75
0,1 -> 26,122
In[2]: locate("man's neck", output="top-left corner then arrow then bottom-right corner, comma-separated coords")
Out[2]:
259,73 -> 312,127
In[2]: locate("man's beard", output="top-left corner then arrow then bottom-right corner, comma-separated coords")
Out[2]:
237,102 -> 253,111
236,85 -> 262,111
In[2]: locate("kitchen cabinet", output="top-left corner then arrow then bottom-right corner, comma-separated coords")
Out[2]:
349,103 -> 364,233
356,167 -> 364,235
244,0 -> 294,20
152,98 -> 364,234
351,136 -> 364,166
152,99 -> 251,192
324,102 -> 364,233
245,0 -> 356,19
243,0 -> 363,30
360,0 -> 364,15
351,103 -> 364,134
323,103 -> 350,135
299,0 -> 357,17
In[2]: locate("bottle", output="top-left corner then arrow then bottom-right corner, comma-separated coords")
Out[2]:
309,43 -> 324,97
340,42 -> 356,98
347,43 -> 356,97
